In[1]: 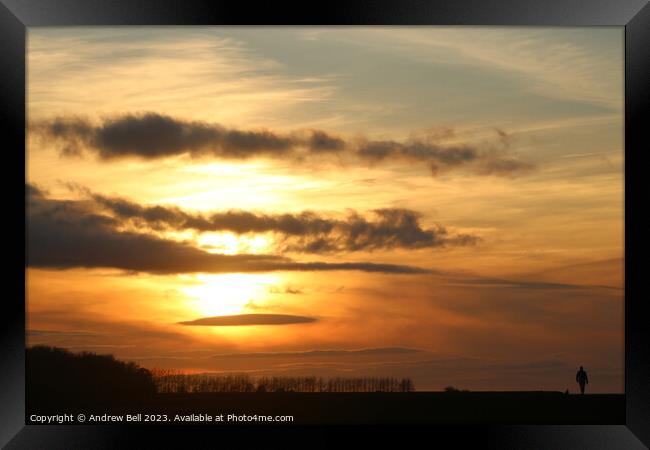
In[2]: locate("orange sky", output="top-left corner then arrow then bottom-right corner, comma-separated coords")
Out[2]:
26,27 -> 624,392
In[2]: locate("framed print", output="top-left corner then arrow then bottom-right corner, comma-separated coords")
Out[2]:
1,0 -> 649,447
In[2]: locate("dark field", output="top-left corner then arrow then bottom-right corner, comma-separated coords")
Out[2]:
27,392 -> 624,425
26,347 -> 624,425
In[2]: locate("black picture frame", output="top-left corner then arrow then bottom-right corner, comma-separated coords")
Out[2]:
2,0 -> 648,447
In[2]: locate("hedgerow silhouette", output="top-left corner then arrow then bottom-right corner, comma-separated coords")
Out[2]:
151,368 -> 415,393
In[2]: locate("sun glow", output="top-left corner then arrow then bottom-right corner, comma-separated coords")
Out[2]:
182,273 -> 279,316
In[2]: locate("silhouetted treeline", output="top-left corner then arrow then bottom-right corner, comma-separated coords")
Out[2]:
26,346 -> 415,413
27,346 -> 156,409
151,369 -> 415,393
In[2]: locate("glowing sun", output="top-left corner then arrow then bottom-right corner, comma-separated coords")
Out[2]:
182,273 -> 279,316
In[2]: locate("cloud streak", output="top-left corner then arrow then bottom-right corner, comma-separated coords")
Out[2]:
211,347 -> 425,358
32,112 -> 532,176
26,185 -> 430,275
178,314 -> 317,326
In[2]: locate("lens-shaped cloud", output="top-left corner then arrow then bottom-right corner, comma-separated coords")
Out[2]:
178,314 -> 317,326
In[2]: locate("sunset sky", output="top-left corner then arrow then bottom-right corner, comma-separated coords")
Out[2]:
26,27 -> 624,392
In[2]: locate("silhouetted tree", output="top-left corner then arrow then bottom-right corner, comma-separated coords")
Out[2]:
27,346 -> 155,410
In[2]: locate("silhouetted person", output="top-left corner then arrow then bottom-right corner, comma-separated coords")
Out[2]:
576,366 -> 589,394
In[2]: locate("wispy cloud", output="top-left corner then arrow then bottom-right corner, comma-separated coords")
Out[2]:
28,29 -> 337,125
312,28 -> 623,110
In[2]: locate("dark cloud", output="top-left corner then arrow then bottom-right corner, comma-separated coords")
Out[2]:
32,112 -> 532,176
35,116 -> 94,157
82,189 -> 479,253
32,113 -> 341,160
274,261 -> 429,274
26,182 -> 48,199
307,130 -> 346,152
178,314 -> 317,326
26,187 -> 430,275
357,140 -> 477,166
